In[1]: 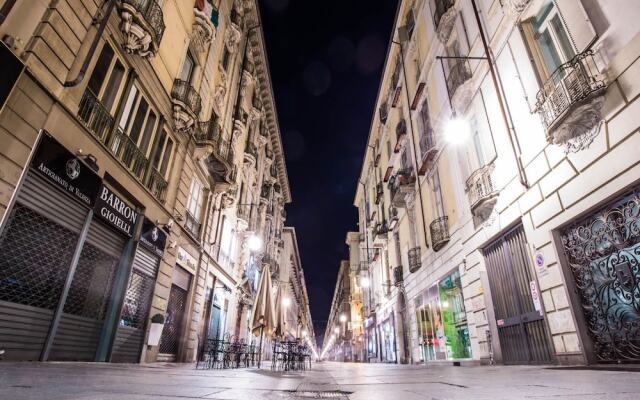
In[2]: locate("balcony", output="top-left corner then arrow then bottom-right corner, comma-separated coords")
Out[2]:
261,183 -> 272,200
388,169 -> 415,208
374,220 -> 388,240
379,101 -> 389,124
535,50 -> 606,150
196,121 -> 234,186
434,0 -> 456,43
119,0 -> 165,58
374,183 -> 383,205
446,59 -> 472,102
78,90 -> 167,202
408,247 -> 421,273
393,266 -> 403,286
418,130 -> 438,176
389,206 -> 399,230
244,142 -> 258,165
237,204 -> 258,231
192,4 -> 218,50
429,216 -> 450,251
466,163 -> 498,220
394,119 -> 407,153
184,211 -> 201,238
234,109 -> 249,134
171,79 -> 202,134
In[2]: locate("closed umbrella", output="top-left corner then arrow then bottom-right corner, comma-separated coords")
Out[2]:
273,285 -> 286,338
250,264 -> 275,367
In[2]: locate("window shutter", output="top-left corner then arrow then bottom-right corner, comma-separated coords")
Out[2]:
553,0 -> 597,53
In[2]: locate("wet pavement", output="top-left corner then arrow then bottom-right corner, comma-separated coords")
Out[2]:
0,361 -> 639,399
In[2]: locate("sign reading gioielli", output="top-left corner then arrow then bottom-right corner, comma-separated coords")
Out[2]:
94,185 -> 138,236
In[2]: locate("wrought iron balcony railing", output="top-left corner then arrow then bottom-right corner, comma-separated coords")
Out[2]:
434,0 -> 455,29
466,162 -> 498,217
389,168 -> 415,208
393,266 -> 403,286
430,216 -> 450,251
244,142 -> 258,161
78,89 -> 167,202
394,118 -> 407,153
408,247 -> 421,273
375,183 -> 383,205
418,129 -> 437,175
446,59 -> 471,98
535,50 -> 606,142
185,211 -> 201,238
171,79 -> 202,118
374,220 -> 389,239
119,0 -> 166,57
195,120 -> 222,146
389,206 -> 399,229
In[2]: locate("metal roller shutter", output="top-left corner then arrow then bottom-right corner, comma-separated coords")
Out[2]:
111,247 -> 159,363
0,171 -> 88,361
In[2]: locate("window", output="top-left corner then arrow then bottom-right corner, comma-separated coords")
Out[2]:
117,84 -> 159,156
432,168 -> 445,218
222,48 -> 231,71
187,178 -> 204,219
179,50 -> 196,83
150,129 -> 174,177
521,0 -> 576,81
87,43 -> 126,112
218,217 -> 236,270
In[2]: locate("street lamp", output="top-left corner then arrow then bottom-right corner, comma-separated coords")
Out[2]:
282,297 -> 291,307
247,234 -> 263,252
444,116 -> 471,145
360,277 -> 370,288
339,314 -> 347,323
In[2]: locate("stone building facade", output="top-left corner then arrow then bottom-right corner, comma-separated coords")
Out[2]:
0,0 -> 313,363
340,0 -> 640,366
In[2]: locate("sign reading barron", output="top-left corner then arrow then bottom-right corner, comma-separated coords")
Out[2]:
94,185 -> 138,237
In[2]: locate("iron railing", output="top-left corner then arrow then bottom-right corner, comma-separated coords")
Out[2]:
446,59 -> 471,98
230,7 -> 242,27
535,50 -> 606,137
466,163 -> 497,211
375,183 -> 383,205
430,216 -> 450,251
434,0 -> 455,29
78,90 -> 167,202
261,183 -> 271,199
389,168 -> 415,207
245,142 -> 258,160
171,79 -> 202,117
389,206 -> 399,229
185,211 -> 201,238
419,128 -> 437,175
374,220 -> 389,238
121,0 -> 166,49
195,120 -> 222,145
408,247 -> 421,273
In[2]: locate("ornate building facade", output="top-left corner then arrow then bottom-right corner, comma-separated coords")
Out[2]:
333,0 -> 640,366
0,0 -> 314,363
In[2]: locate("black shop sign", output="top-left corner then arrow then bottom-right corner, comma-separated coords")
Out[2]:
31,132 -> 101,207
140,218 -> 167,257
94,185 -> 138,237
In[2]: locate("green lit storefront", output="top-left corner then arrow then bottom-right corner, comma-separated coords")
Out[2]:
415,269 -> 471,362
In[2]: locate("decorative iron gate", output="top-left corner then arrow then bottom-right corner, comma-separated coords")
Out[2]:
559,189 -> 640,362
484,225 -> 554,364
159,284 -> 188,355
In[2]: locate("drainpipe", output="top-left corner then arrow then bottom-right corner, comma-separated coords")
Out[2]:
64,0 -> 116,87
470,0 -> 529,189
0,0 -> 17,26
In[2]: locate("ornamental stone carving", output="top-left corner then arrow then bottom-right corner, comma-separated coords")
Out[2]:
214,85 -> 226,113
226,24 -> 241,53
192,8 -> 216,51
436,6 -> 457,44
119,10 -> 155,58
505,0 -> 533,17
554,95 -> 606,154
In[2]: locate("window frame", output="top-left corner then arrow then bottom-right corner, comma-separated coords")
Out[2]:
88,41 -> 128,114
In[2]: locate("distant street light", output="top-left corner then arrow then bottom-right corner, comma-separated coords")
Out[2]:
339,314 -> 347,323
282,297 -> 291,307
247,234 -> 263,252
444,117 -> 471,145
360,277 -> 370,288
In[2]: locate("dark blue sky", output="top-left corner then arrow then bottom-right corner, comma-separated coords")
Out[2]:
260,0 -> 399,338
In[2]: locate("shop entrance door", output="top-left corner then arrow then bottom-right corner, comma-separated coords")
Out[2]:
483,225 -> 554,364
159,284 -> 188,357
558,190 -> 640,362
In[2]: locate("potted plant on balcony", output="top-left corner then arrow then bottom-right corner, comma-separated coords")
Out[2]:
147,313 -> 165,346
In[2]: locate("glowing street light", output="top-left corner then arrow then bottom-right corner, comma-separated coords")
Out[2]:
334,327 -> 339,334
282,297 -> 291,307
247,234 -> 263,252
360,277 -> 370,288
444,116 -> 471,145
339,314 -> 347,323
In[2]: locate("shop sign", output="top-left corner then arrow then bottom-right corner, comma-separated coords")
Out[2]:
140,218 -> 167,256
530,280 -> 543,315
94,185 -> 137,236
31,132 -> 101,207
177,246 -> 198,271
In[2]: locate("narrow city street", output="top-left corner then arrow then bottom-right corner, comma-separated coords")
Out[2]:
1,361 -> 639,400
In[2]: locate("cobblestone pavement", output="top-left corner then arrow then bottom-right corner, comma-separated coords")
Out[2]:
0,361 -> 639,399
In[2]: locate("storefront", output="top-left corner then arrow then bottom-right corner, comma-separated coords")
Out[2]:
0,132 -> 140,361
365,314 -> 377,361
415,269 -> 471,362
204,278 -> 230,341
378,313 -> 397,363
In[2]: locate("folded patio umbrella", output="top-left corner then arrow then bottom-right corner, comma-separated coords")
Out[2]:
251,263 -> 276,336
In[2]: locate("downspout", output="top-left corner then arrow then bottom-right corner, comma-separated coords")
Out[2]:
0,0 -> 17,26
470,0 -> 529,189
64,0 -> 116,87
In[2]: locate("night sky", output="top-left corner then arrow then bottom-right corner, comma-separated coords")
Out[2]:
259,0 -> 399,342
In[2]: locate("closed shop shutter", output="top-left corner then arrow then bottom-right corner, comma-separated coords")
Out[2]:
0,172 -> 88,361
48,219 -> 126,361
111,247 -> 159,363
